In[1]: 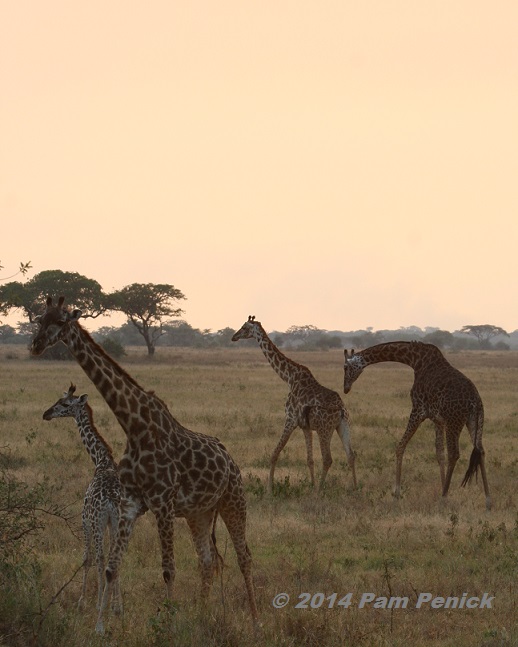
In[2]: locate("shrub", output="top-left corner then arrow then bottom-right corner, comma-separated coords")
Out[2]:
100,337 -> 126,359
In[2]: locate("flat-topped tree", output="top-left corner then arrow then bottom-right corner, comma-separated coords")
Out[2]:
108,282 -> 186,356
0,269 -> 107,323
31,297 -> 258,633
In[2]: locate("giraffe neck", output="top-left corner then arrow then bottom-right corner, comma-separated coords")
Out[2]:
64,322 -> 155,437
75,403 -> 116,470
252,323 -> 305,385
356,341 -> 444,372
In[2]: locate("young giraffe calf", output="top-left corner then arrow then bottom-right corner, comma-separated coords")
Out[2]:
43,385 -> 123,614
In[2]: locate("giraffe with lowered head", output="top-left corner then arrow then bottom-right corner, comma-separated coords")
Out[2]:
232,315 -> 357,491
343,341 -> 491,510
43,384 -> 122,616
31,297 -> 258,633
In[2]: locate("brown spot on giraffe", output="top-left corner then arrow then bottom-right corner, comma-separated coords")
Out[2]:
232,315 -> 357,492
344,341 -> 491,510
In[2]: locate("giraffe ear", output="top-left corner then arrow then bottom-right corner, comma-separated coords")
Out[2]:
79,394 -> 88,404
68,309 -> 82,321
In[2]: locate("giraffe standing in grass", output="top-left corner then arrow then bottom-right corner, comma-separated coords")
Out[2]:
343,341 -> 491,510
32,297 -> 258,633
232,315 -> 356,492
43,384 -> 122,615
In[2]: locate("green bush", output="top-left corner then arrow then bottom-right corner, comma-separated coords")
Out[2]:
100,336 -> 126,359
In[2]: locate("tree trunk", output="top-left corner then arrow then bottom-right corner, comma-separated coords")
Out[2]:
143,330 -> 155,356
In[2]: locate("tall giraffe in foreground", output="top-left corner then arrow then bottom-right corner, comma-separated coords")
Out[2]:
32,297 -> 258,633
343,341 -> 491,510
43,384 -> 122,615
232,316 -> 356,491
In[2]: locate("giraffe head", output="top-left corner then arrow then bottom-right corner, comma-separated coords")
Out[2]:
231,315 -> 261,342
31,296 -> 82,356
43,383 -> 88,420
343,349 -> 365,394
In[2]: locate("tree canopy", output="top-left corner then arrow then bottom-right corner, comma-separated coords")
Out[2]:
108,283 -> 186,356
0,270 -> 108,321
460,324 -> 509,347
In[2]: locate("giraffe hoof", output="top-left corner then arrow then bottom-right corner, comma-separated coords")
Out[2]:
112,601 -> 123,616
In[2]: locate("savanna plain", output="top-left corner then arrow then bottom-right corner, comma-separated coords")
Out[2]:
1,345 -> 517,647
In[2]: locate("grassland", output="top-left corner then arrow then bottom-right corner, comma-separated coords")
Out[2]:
1,345 -> 517,646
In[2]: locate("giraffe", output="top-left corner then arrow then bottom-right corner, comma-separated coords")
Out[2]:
343,341 -> 491,510
42,384 -> 122,615
232,315 -> 356,492
31,297 -> 258,633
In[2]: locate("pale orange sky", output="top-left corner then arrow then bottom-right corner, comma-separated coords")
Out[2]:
1,2 -> 517,333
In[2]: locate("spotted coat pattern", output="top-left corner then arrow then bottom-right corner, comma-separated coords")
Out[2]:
32,298 -> 258,634
344,341 -> 491,510
43,385 -> 122,614
232,315 -> 356,491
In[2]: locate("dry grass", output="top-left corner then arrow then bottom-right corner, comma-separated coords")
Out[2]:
1,345 -> 517,646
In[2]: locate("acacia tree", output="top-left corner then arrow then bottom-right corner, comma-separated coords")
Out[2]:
460,324 -> 509,347
0,269 -> 108,321
108,283 -> 186,356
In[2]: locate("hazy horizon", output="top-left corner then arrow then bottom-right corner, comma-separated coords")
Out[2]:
2,2 -> 517,334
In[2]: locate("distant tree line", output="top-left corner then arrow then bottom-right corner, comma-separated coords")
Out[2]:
0,269 -> 514,355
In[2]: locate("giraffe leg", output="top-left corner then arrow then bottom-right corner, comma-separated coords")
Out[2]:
464,417 -> 492,511
186,510 -> 220,599
78,518 -> 93,611
268,419 -> 297,493
336,413 -> 357,489
107,505 -> 123,615
433,422 -> 446,489
96,496 -> 144,634
394,410 -> 424,499
316,427 -> 333,489
155,499 -> 176,600
93,522 -> 106,611
441,425 -> 462,498
477,448 -> 492,511
302,428 -> 315,486
218,488 -> 259,623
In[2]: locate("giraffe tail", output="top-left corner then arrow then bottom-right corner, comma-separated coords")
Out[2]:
211,512 -> 225,573
461,447 -> 482,487
462,402 -> 485,488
